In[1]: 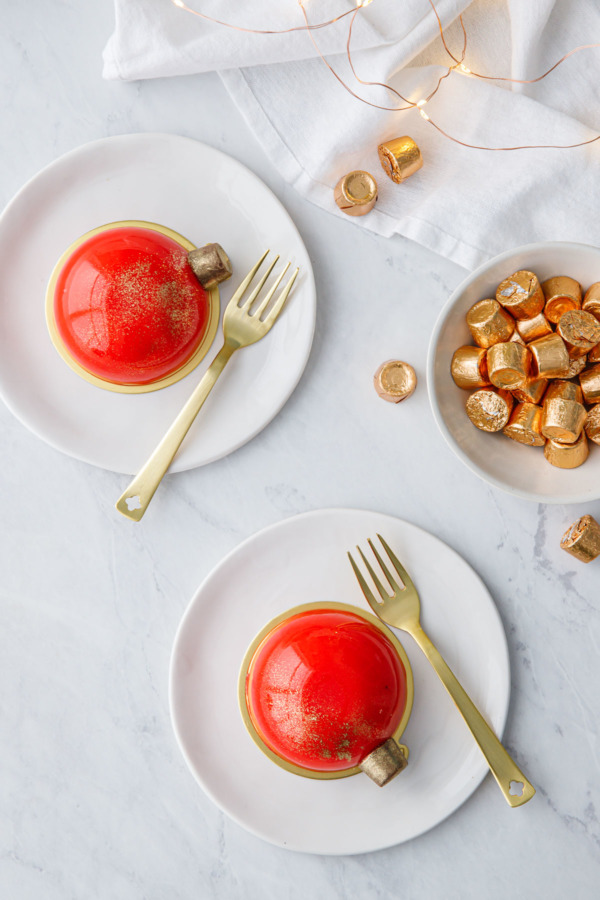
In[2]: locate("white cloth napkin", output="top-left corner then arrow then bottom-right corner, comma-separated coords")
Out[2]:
104,0 -> 600,270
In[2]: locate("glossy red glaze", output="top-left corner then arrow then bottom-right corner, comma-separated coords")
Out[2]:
53,226 -> 210,385
246,609 -> 407,772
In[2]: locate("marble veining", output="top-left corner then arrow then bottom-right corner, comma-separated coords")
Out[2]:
0,3 -> 599,899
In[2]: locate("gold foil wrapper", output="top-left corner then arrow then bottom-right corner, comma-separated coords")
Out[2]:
451,346 -> 489,389
541,398 -> 586,443
377,136 -> 423,184
588,343 -> 600,363
582,283 -> 600,320
584,404 -> 600,445
512,376 -> 548,405
486,341 -> 531,389
544,432 -> 589,469
503,402 -> 545,447
529,333 -> 570,379
567,354 -> 588,378
544,380 -> 583,404
580,363 -> 600,404
187,243 -> 232,288
374,360 -> 417,403
542,275 -> 582,323
509,330 -> 526,345
466,299 -> 515,348
560,515 -> 600,563
496,270 -> 545,319
359,739 -> 408,786
557,310 -> 600,358
334,171 -> 378,216
466,387 -> 513,432
515,312 -> 553,343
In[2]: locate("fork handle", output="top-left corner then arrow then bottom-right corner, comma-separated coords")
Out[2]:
116,341 -> 236,522
411,625 -> 535,807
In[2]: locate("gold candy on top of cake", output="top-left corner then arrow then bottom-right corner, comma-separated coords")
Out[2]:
450,267 -> 600,471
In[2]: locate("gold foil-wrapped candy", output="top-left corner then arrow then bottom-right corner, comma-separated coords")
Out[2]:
588,343 -> 600,364
374,360 -> 417,403
544,432 -> 589,468
529,333 -> 570,379
557,310 -> 600,358
580,364 -> 600,404
466,299 -> 515,348
544,380 -> 583,404
585,405 -> 600,444
451,346 -> 489,389
334,171 -> 378,217
567,355 -> 588,378
541,398 -> 586,444
377,136 -> 423,184
582,283 -> 600,319
542,275 -> 582,323
512,377 -> 548,405
187,243 -> 232,289
486,342 -> 531,390
503,402 -> 545,447
496,271 -> 545,319
516,312 -> 553,344
560,515 -> 600,563
466,388 -> 513,432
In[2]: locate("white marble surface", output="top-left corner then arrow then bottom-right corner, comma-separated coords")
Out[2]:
1,3 -> 599,898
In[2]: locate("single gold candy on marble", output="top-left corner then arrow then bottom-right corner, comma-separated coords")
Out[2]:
567,354 -> 588,378
377,136 -> 423,184
584,404 -> 600,444
542,275 -> 582,324
516,312 -> 553,343
496,270 -> 545,319
334,171 -> 378,216
503,402 -> 545,447
583,283 -> 600,319
544,431 -> 589,468
486,341 -> 531,389
543,380 -> 583,404
580,364 -> 600,404
560,515 -> 600,563
466,299 -> 515,348
466,387 -> 513,432
541,398 -> 586,444
451,346 -> 489,389
557,310 -> 600,358
529,333 -> 570,379
511,376 -> 548,405
187,243 -> 232,288
374,360 -> 417,403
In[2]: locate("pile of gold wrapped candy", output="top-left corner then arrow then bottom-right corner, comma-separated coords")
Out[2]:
451,271 -> 600,468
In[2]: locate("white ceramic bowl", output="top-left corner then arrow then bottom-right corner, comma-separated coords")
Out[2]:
427,242 -> 600,504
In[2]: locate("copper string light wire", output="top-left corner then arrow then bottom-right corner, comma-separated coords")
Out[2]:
171,0 -> 600,152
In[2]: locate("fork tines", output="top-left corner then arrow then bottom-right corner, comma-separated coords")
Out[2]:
238,250 -> 298,321
348,534 -> 413,606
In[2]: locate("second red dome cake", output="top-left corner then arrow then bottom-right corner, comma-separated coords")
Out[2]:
241,605 -> 413,777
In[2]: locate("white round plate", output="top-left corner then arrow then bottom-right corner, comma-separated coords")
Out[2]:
170,508 -> 510,855
0,133 -> 315,474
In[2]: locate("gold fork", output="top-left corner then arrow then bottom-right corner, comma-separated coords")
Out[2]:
348,534 -> 535,807
116,251 -> 299,522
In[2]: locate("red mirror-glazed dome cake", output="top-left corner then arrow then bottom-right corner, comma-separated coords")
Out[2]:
46,221 -> 222,392
239,604 -> 414,785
